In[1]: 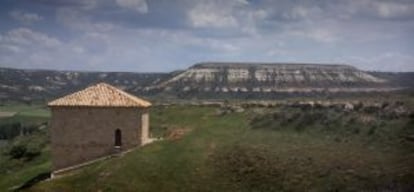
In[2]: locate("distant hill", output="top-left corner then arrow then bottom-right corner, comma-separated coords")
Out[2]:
151,62 -> 413,99
156,62 -> 386,90
0,62 -> 413,102
0,68 -> 170,103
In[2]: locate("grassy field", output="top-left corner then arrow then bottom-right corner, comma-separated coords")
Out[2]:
20,102 -> 413,192
0,103 -> 50,118
0,104 -> 51,191
0,146 -> 50,191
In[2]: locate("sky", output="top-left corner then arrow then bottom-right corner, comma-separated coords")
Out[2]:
0,0 -> 413,72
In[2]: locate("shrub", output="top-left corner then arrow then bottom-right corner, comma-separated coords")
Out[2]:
7,141 -> 42,161
5,133 -> 45,161
8,144 -> 27,159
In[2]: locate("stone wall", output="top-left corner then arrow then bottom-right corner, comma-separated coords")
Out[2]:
49,107 -> 148,171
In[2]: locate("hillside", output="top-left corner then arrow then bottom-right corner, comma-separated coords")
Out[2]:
1,94 -> 413,191
0,68 -> 169,102
0,63 -> 413,102
155,62 -> 394,92
23,103 -> 414,191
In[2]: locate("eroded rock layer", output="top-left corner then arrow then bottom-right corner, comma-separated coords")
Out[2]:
156,62 -> 388,92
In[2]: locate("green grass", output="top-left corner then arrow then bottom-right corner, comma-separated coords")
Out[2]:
25,104 -> 414,192
0,104 -> 50,119
0,101 -> 412,191
0,149 -> 51,191
27,106 -> 247,191
0,104 -> 51,191
0,115 -> 49,127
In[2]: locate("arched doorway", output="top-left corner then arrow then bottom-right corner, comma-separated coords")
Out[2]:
114,129 -> 122,147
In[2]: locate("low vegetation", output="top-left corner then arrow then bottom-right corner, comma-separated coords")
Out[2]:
0,95 -> 413,191
22,98 -> 413,192
0,104 -> 50,191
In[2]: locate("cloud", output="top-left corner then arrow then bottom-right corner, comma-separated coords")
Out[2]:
285,25 -> 338,43
282,5 -> 323,20
0,28 -> 65,69
1,28 -> 61,48
115,0 -> 148,14
56,8 -> 115,32
0,0 -> 413,72
0,44 -> 23,53
335,0 -> 414,20
26,0 -> 98,10
373,1 -> 414,19
187,0 -> 248,28
339,52 -> 414,72
9,10 -> 43,24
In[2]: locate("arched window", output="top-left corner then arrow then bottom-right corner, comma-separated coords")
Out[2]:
114,129 -> 122,147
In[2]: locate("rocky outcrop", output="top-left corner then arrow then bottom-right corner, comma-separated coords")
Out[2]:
154,62 -> 389,93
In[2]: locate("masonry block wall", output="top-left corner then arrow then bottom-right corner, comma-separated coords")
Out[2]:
49,107 -> 148,171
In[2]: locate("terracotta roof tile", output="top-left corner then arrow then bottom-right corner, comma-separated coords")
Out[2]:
48,83 -> 151,107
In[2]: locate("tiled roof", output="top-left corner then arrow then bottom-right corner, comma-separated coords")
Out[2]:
48,83 -> 151,107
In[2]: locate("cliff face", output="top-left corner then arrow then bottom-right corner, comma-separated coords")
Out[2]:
156,62 -> 387,93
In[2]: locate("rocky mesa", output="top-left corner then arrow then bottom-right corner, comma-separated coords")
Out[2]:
154,62 -> 394,93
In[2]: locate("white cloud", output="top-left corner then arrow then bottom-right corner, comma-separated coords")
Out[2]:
187,0 -> 250,28
340,0 -> 414,20
239,9 -> 269,35
0,28 -> 67,69
1,28 -> 61,48
56,8 -> 115,32
281,20 -> 340,43
115,0 -> 148,14
1,0 -> 413,72
373,1 -> 414,19
188,4 -> 237,28
9,10 -> 43,24
186,0 -> 271,36
283,5 -> 323,20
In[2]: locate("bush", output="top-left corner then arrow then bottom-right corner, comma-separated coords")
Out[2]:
7,142 -> 41,161
8,144 -> 27,159
4,133 -> 45,161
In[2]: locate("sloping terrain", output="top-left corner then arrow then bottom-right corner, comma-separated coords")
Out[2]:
24,103 -> 414,192
0,63 -> 413,102
157,63 -> 406,93
0,68 -> 169,102
369,71 -> 414,88
0,104 -> 50,191
152,62 -> 413,99
157,62 -> 386,90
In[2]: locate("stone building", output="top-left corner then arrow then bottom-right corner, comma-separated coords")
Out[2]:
48,83 -> 151,174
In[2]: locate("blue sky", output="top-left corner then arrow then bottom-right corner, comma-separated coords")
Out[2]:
0,0 -> 413,72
